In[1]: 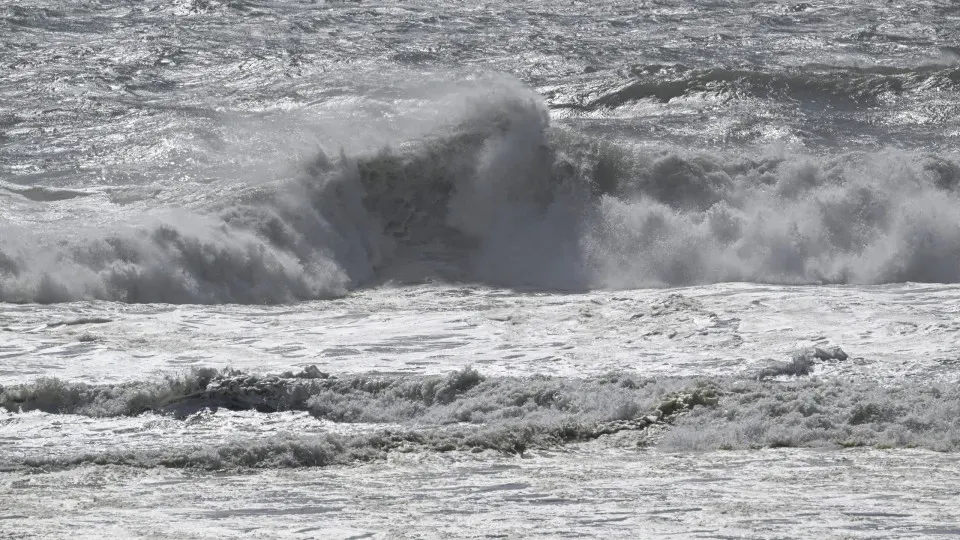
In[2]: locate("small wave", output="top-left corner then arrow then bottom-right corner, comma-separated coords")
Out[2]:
1,366 -> 706,470
663,376 -> 960,452
0,182 -> 96,202
10,426 -> 616,471
6,357 -> 960,470
557,64 -> 960,110
0,366 -> 689,425
754,346 -> 848,380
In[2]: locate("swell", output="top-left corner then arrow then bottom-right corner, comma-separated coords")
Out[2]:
2,81 -> 960,304
558,63 -> 960,111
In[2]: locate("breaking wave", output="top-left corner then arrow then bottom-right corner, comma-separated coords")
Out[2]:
0,366 -> 691,423
0,366 -> 705,469
2,79 -> 960,303
5,358 -> 960,470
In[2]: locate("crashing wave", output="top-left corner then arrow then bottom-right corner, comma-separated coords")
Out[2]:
1,81 -> 960,304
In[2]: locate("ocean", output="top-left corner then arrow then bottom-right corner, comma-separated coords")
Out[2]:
2,0 -> 960,537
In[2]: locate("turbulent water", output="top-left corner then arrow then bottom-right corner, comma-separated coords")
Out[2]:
3,0 -> 960,538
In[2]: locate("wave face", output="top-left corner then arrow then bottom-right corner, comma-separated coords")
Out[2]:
2,81 -> 960,304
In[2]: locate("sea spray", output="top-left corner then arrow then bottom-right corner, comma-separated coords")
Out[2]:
3,81 -> 960,304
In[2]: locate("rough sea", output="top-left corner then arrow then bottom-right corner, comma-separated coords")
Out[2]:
3,0 -> 960,537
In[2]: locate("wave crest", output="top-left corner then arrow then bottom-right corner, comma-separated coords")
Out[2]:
2,81 -> 960,303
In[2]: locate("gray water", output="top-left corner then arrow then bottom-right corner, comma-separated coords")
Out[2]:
3,1 -> 960,538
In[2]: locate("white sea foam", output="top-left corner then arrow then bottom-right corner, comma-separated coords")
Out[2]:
5,1 -> 960,537
5,363 -> 960,471
2,79 -> 960,304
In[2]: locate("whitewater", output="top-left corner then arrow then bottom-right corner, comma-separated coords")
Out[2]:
3,0 -> 960,537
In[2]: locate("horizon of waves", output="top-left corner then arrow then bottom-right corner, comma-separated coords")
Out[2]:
1,80 -> 960,304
